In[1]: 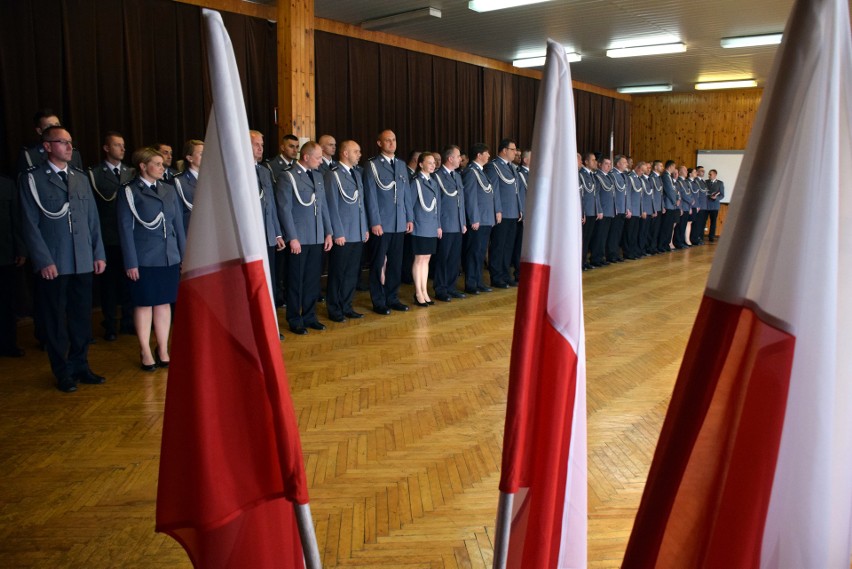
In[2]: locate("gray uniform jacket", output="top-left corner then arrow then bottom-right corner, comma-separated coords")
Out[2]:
484,158 -> 521,219
706,179 -> 725,211
173,169 -> 197,232
678,178 -> 694,212
434,167 -> 466,233
611,169 -> 629,215
117,178 -> 185,269
595,171 -> 616,217
411,173 -> 441,238
517,165 -> 529,215
363,155 -> 413,232
694,178 -> 708,209
19,165 -> 105,274
462,163 -> 497,227
324,164 -> 368,243
640,175 -> 655,215
88,161 -> 136,248
650,173 -> 663,212
627,172 -> 644,215
579,168 -> 600,217
662,173 -> 679,210
257,164 -> 282,246
266,155 -> 294,184
277,164 -> 332,245
18,144 -> 83,174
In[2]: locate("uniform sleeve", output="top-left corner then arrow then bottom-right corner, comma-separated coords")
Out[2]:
401,170 -> 414,223
485,164 -> 503,214
172,190 -> 187,259
18,173 -> 54,271
318,179 -> 333,238
276,174 -> 298,243
323,171 -> 344,240
83,174 -> 106,262
116,187 -> 139,270
362,162 -> 380,227
462,171 -> 479,225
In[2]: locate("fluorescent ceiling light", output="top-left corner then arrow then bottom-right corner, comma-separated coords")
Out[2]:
361,7 -> 441,30
607,42 -> 686,58
721,33 -> 782,48
695,79 -> 758,90
617,84 -> 673,94
513,50 -> 581,67
469,0 -> 554,13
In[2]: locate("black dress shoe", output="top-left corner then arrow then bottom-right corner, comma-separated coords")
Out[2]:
427,300 -> 435,305
329,314 -> 347,323
389,301 -> 409,312
140,355 -> 157,372
154,353 -> 170,369
492,282 -> 510,289
464,288 -> 479,295
290,326 -> 308,335
373,306 -> 391,315
508,280 -> 519,287
478,285 -> 492,293
57,377 -> 77,393
435,294 -> 452,302
448,290 -> 466,299
0,347 -> 24,357
344,310 -> 364,319
413,297 -> 430,307
307,321 -> 327,331
74,369 -> 106,384
583,263 -> 594,270
104,332 -> 117,342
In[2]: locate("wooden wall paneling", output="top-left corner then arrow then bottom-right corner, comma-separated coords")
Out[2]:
630,89 -> 763,165
278,0 -> 316,139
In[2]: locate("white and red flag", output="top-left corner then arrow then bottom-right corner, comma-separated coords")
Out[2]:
156,10 -> 317,568
623,0 -> 852,566
493,39 -> 587,569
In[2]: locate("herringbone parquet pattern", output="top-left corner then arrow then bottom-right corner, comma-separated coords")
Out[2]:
0,246 -> 715,568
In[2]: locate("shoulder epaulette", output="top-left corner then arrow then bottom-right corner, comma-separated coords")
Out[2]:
25,165 -> 38,173
71,166 -> 84,173
282,163 -> 293,171
330,163 -> 340,172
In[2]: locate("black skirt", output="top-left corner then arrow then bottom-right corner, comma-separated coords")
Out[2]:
129,264 -> 180,306
411,235 -> 437,255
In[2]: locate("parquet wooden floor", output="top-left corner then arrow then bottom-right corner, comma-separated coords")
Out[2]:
0,245 -> 716,568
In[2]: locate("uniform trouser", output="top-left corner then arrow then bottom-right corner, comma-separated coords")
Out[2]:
639,217 -> 651,254
624,217 -> 641,258
674,211 -> 690,247
648,213 -> 662,251
658,209 -> 679,250
691,210 -> 708,243
369,231 -> 404,308
707,210 -> 719,240
590,216 -> 612,264
287,244 -> 322,328
488,217 -> 518,285
581,216 -> 595,265
327,241 -> 363,319
0,265 -> 17,351
434,231 -> 463,295
511,220 -> 523,281
464,225 -> 492,290
274,248 -> 287,306
607,215 -> 626,261
35,272 -> 93,381
99,245 -> 133,334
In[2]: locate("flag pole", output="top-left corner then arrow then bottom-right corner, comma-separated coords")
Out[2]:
491,492 -> 513,569
295,503 -> 322,569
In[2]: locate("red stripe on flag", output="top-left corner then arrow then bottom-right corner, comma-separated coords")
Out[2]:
623,295 -> 795,568
500,262 -> 580,568
156,259 -> 307,567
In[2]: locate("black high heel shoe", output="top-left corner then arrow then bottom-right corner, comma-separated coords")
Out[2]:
154,350 -> 170,369
140,353 -> 157,372
413,295 -> 430,307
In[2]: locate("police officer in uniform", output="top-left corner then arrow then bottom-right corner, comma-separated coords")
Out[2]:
659,160 -> 680,252
277,141 -> 333,334
433,145 -> 467,302
362,130 -> 413,315
19,126 -> 106,392
88,131 -> 135,340
267,133 -> 300,183
173,139 -> 203,233
649,160 -> 665,253
609,155 -> 630,262
674,166 -> 693,249
324,140 -> 368,323
591,157 -> 615,267
485,139 -> 521,287
706,169 -> 725,242
153,143 -> 178,183
579,152 -> 601,270
511,150 -> 530,281
250,131 -> 286,311
462,143 -> 498,294
625,162 -> 646,259
318,134 -> 337,174
17,109 -> 83,174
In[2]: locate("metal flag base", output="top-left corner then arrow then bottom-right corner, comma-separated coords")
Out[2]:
492,492 -> 514,569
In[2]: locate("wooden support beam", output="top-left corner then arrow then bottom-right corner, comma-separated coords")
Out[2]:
279,0 -> 316,140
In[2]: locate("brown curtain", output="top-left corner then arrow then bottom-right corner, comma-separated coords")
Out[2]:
0,0 -> 276,176
612,98 -> 631,157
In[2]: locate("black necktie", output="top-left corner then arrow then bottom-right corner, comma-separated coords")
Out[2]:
307,170 -> 314,184
113,167 -> 121,181
58,171 -> 68,186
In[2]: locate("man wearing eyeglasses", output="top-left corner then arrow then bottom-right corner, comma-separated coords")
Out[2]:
19,126 -> 107,393
484,138 -> 522,288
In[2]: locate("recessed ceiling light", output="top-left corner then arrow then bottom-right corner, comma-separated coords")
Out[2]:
721,33 -> 783,48
468,0 -> 554,13
695,79 -> 758,90
617,84 -> 673,94
513,50 -> 581,68
606,42 -> 686,58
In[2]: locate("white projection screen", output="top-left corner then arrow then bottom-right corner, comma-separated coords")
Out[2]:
696,150 -> 744,204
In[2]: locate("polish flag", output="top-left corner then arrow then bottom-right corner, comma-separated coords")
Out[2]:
493,39 -> 587,569
155,10 -> 314,568
622,0 -> 852,566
